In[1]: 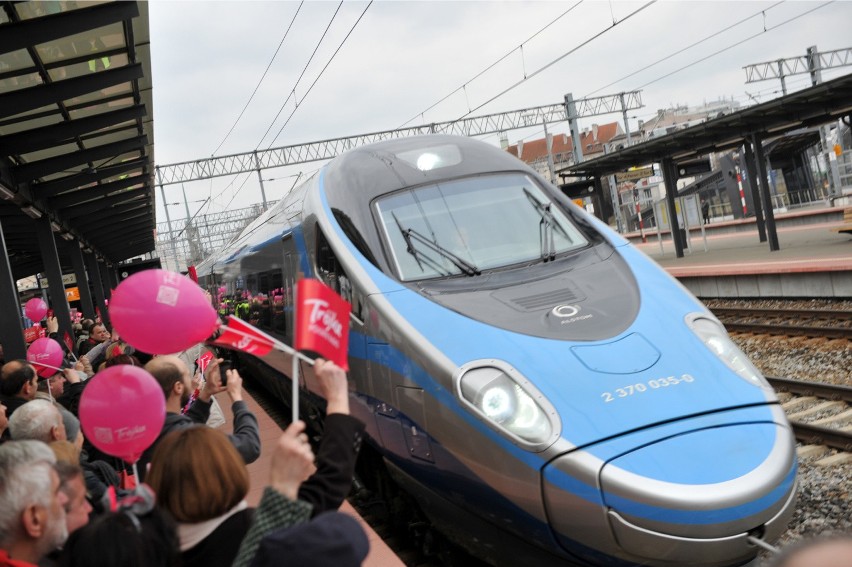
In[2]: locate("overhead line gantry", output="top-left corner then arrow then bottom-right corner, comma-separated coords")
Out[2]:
154,91 -> 644,187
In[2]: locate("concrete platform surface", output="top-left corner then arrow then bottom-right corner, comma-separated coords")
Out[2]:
624,206 -> 852,297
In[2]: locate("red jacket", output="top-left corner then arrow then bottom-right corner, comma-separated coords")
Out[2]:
0,549 -> 38,567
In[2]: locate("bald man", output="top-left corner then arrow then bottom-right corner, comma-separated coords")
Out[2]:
0,361 -> 39,430
135,355 -> 260,482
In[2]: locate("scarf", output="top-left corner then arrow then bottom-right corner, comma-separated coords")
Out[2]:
177,500 -> 249,551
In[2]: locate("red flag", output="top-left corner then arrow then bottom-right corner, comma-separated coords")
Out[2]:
195,350 -> 215,374
63,331 -> 74,353
295,279 -> 351,370
23,326 -> 44,343
209,316 -> 275,356
187,266 -> 198,284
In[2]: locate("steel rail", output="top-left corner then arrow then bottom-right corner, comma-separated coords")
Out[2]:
766,377 -> 852,404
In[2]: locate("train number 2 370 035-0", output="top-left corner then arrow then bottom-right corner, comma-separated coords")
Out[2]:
601,374 -> 696,403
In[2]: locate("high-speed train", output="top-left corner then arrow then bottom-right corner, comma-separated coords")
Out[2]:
196,135 -> 796,566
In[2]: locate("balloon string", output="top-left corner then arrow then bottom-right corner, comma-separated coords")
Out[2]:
31,361 -> 63,372
215,325 -> 315,366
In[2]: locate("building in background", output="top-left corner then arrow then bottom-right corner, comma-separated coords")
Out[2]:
505,122 -> 624,184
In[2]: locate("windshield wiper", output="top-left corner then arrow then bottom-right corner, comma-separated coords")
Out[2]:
392,214 -> 480,277
523,188 -> 570,262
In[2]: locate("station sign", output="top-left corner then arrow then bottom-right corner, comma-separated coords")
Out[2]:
17,273 -> 77,292
615,167 -> 654,182
65,287 -> 81,301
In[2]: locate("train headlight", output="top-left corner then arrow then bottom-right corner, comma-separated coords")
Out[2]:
688,315 -> 768,387
456,360 -> 560,450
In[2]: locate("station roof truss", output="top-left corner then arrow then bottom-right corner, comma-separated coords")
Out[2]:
559,72 -> 852,179
0,1 -> 154,279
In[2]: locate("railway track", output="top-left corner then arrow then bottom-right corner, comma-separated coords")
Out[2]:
712,307 -> 852,340
767,376 -> 852,454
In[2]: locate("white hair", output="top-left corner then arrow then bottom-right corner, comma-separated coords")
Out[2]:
0,440 -> 57,548
8,399 -> 63,443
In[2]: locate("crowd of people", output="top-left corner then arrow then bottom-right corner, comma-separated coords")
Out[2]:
0,314 -> 369,567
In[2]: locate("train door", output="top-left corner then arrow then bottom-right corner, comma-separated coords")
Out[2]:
280,233 -> 300,345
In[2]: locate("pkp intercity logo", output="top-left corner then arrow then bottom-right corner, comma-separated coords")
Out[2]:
551,304 -> 592,325
551,304 -> 580,318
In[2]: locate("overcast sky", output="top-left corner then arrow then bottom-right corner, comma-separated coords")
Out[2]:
148,0 -> 852,226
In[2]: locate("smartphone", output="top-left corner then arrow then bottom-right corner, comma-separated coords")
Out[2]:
219,362 -> 230,386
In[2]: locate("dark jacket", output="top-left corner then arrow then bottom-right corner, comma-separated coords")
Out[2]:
297,413 -> 365,516
231,413 -> 366,567
80,450 -> 123,514
77,337 -> 99,356
136,398 -> 261,483
56,381 -> 85,417
181,508 -> 255,567
0,394 -> 29,418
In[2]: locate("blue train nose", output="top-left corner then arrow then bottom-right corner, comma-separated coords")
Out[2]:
542,409 -> 797,566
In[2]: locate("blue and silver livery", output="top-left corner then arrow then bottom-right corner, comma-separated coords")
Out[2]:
197,135 -> 796,566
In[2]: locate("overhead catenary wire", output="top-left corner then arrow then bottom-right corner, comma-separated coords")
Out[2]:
265,1 -> 373,150
395,1 -> 583,129
448,2 -> 654,149
633,1 -> 833,91
495,3 -> 831,151
583,1 -> 785,98
196,2 -> 305,221
218,1 -> 373,213
449,1 -> 656,124
181,1 -> 835,223
202,1 -> 346,216
255,1 -> 346,151
206,1 -> 350,215
210,1 -> 305,157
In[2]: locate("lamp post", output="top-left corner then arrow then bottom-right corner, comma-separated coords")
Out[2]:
634,188 -> 646,243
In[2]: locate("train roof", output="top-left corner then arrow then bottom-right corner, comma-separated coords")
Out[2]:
323,135 -> 533,206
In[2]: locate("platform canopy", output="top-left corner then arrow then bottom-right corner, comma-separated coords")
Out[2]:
0,1 -> 154,279
559,73 -> 852,179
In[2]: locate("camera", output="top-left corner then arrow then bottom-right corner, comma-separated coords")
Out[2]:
219,362 -> 230,386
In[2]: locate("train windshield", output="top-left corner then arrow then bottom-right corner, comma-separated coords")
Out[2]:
375,173 -> 588,281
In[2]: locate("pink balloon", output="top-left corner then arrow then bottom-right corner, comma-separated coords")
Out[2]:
27,337 -> 64,378
25,297 -> 48,322
79,365 -> 165,464
110,269 -> 218,354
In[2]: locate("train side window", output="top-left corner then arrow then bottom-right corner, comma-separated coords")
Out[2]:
315,227 -> 361,320
316,228 -> 347,298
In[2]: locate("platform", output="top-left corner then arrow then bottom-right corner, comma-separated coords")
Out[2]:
214,389 -> 405,567
624,205 -> 852,298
